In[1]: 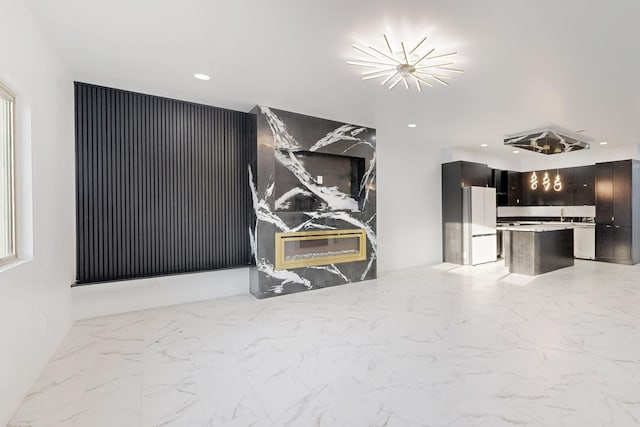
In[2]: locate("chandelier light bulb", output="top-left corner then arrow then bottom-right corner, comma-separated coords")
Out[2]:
554,173 -> 562,192
530,171 -> 538,190
543,171 -> 551,191
348,34 -> 462,92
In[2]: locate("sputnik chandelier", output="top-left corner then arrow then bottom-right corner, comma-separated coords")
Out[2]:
348,34 -> 463,92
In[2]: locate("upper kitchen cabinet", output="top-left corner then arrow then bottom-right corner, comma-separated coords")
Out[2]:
595,160 -> 640,264
518,166 -> 594,207
613,162 -> 633,226
572,165 -> 595,206
595,164 -> 613,223
492,169 -> 509,206
545,168 -> 574,206
460,161 -> 492,187
521,170 -> 546,206
506,171 -> 522,206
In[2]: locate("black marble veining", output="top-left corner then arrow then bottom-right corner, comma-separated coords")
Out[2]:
249,107 -> 377,298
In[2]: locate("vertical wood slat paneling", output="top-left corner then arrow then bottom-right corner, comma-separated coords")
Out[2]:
74,82 -> 254,284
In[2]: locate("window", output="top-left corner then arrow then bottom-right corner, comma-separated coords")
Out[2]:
0,83 -> 15,265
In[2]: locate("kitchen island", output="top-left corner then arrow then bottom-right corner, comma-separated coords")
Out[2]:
499,224 -> 575,275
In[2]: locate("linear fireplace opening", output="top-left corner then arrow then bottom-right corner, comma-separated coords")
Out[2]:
275,229 -> 366,270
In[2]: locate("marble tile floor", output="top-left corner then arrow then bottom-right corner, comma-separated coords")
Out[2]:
8,260 -> 640,427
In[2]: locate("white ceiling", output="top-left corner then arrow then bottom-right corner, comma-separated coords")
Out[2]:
25,0 -> 640,158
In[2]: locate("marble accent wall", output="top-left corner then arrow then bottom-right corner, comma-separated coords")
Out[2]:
249,107 -> 377,298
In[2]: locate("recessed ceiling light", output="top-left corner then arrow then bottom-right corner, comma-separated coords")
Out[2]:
513,150 -> 520,154
480,143 -> 488,147
194,73 -> 210,81
600,141 -> 608,145
408,123 -> 417,128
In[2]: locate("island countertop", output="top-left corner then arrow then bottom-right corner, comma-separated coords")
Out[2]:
497,223 -> 593,232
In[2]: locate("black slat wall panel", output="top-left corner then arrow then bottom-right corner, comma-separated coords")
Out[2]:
75,82 -> 254,284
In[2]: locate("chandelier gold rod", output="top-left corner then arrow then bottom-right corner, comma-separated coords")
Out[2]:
431,75 -> 449,86
368,46 -> 402,64
415,62 -> 454,69
347,60 -> 397,67
436,67 -> 464,73
383,34 -> 393,55
388,76 -> 403,89
362,71 -> 396,80
352,44 -> 378,59
361,66 -> 397,75
381,71 -> 399,86
401,42 -> 409,64
411,48 -> 435,66
427,52 -> 458,60
413,71 -> 452,79
412,74 -> 434,88
415,78 -> 422,92
409,36 -> 428,55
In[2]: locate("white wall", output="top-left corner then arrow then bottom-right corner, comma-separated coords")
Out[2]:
72,268 -> 250,320
0,1 -> 75,424
377,130 -> 444,273
441,146 -> 520,172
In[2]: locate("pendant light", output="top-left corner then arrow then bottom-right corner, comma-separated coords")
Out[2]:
530,171 -> 538,190
543,171 -> 551,191
554,169 -> 562,192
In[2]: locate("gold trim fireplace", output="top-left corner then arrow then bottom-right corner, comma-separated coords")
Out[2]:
274,229 -> 367,270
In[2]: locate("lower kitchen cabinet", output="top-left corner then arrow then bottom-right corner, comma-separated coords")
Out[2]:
595,225 -> 613,260
596,224 -> 634,264
613,226 -> 632,262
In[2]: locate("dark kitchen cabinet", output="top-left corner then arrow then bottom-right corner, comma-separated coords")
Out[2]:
520,167 -> 590,206
522,170 -> 545,206
546,168 -> 573,206
595,163 -> 614,223
595,225 -> 613,260
598,224 -> 634,262
441,161 -> 492,264
507,171 -> 522,206
493,169 -> 508,206
613,163 -> 632,226
461,162 -> 491,187
595,160 -> 640,264
613,226 -> 633,261
573,165 -> 595,205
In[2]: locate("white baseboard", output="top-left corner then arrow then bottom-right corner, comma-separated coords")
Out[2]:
72,267 -> 250,320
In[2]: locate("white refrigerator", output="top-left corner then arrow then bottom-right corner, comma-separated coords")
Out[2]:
462,186 -> 497,265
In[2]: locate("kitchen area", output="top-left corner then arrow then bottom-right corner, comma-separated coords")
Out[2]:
442,156 -> 640,275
